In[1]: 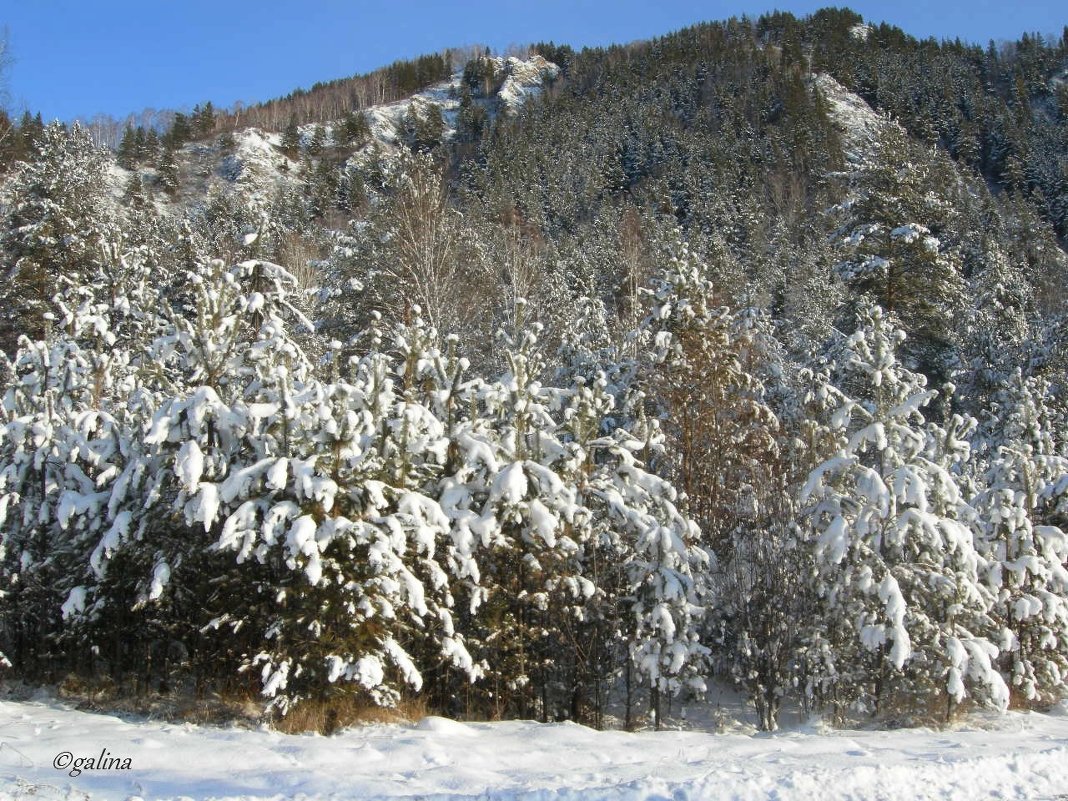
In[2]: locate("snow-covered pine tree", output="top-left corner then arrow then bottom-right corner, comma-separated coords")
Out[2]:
550,359 -> 710,729
589,400 -> 710,730
0,122 -> 118,353
800,304 -> 1007,719
118,260 -> 477,712
553,294 -> 638,409
0,236 -> 162,681
549,369 -> 624,726
68,256 -> 318,691
369,313 -> 483,712
959,239 -> 1035,412
225,352 -> 476,713
0,319 -> 126,678
454,324 -> 588,720
788,362 -> 856,716
973,369 -> 1068,706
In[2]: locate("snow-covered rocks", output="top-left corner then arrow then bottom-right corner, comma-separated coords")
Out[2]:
497,54 -> 559,113
813,73 -> 890,165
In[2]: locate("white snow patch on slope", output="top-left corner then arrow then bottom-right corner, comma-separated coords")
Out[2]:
813,73 -> 891,166
1,698 -> 1067,800
217,128 -> 298,195
850,23 -> 872,41
363,75 -> 464,147
112,55 -> 557,219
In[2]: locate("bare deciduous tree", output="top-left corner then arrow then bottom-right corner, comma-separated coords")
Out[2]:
376,152 -> 476,336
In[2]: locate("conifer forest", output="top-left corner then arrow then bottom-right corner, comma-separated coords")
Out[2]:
1,8 -> 1067,734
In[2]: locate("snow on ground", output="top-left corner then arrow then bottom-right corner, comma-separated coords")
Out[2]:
1,696 -> 1067,800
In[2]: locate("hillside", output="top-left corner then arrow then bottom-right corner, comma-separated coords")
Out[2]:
90,54 -> 559,224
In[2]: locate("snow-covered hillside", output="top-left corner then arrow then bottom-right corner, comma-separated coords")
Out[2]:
122,55 -> 558,214
1,698 -> 1067,800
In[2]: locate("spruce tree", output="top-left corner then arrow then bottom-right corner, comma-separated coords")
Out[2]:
280,116 -> 300,159
117,125 -> 138,170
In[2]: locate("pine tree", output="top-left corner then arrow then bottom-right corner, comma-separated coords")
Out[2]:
638,236 -> 792,725
308,159 -> 338,220
453,325 -> 585,720
117,125 -> 138,170
193,101 -> 215,138
0,122 -> 118,352
0,111 -> 15,172
280,116 -> 300,159
833,127 -> 966,375
960,238 -> 1034,407
141,128 -> 160,163
341,111 -> 370,147
306,124 -> 326,158
973,370 -> 1068,706
165,112 -> 192,148
456,86 -> 486,144
800,304 -> 1007,718
605,404 -> 710,729
157,142 -> 180,197
16,111 -> 44,157
0,238 -> 163,682
413,103 -> 445,152
122,173 -> 147,211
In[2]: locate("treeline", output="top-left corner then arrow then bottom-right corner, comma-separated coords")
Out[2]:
226,51 -> 454,132
1,8 -> 1067,732
0,49 -> 458,163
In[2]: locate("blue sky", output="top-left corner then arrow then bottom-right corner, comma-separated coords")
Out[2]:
2,1 -> 1065,123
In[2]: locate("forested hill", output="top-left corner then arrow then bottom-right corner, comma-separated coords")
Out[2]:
0,8 -> 1066,734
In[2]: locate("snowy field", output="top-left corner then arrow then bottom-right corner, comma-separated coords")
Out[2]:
1,697 -> 1068,800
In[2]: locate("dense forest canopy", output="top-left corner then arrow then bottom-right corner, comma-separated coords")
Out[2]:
0,7 -> 1066,733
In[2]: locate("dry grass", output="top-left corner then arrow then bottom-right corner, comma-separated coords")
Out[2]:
272,695 -> 429,735
56,674 -> 265,728
49,674 -> 433,734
